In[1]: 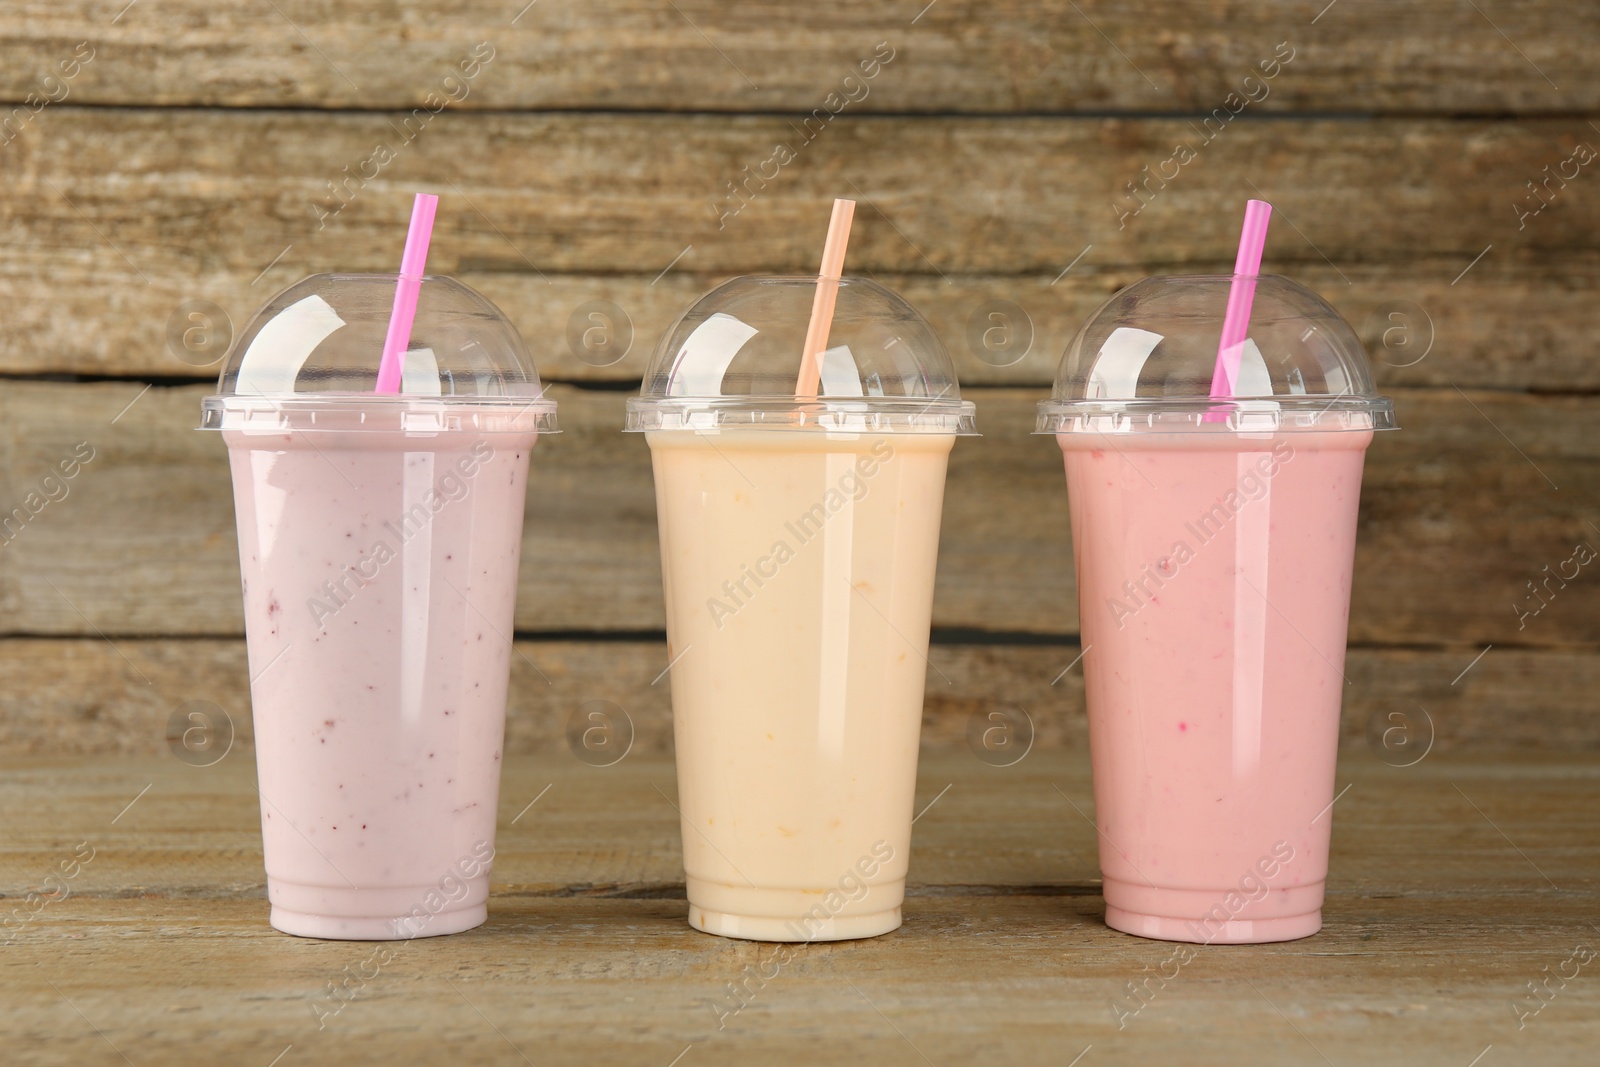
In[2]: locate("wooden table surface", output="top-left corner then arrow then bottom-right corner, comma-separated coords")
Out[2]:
3,748 -> 1595,1066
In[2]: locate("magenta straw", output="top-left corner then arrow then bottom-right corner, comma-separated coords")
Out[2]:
374,193 -> 440,395
1207,199 -> 1273,400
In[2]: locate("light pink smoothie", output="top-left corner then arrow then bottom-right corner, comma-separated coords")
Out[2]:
224,424 -> 536,939
1062,429 -> 1371,944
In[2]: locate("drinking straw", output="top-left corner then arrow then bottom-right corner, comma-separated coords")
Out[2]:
374,193 -> 440,395
1207,199 -> 1273,400
795,198 -> 857,398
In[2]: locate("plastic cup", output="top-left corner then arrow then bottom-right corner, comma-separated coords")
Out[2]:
201,274 -> 557,940
1037,275 -> 1396,944
626,276 -> 976,941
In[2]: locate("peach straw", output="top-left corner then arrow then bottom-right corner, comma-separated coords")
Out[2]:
374,193 -> 440,395
795,198 -> 857,398
1207,198 -> 1273,400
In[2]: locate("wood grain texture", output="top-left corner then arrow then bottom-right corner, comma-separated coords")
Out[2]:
4,261 -> 1592,393
4,382 -> 1594,645
2,2 -> 1595,113
1,637 -> 1595,758
1,751 -> 1596,1065
1,110 -> 1591,281
3,108 -> 1592,387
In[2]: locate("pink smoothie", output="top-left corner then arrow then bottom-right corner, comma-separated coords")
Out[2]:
1061,429 -> 1371,944
224,425 -> 536,939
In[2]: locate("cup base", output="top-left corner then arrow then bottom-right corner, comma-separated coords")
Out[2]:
269,903 -> 487,941
1104,905 -> 1321,945
689,905 -> 902,943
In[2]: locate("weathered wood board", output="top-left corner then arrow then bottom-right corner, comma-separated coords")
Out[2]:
2,108 -> 1590,388
0,637 -> 1594,759
4,112 -> 1589,276
1,383 -> 1594,644
1,751 -> 1596,1065
1,262 -> 1590,393
0,9 -> 1592,737
2,1 -> 1593,113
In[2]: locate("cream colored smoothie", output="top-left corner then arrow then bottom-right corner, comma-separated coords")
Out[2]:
628,272 -> 975,941
648,430 -> 953,940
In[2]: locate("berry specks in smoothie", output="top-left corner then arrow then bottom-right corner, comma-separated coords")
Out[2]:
267,597 -> 281,616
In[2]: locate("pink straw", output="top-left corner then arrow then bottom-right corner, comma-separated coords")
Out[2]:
1207,199 -> 1273,400
374,193 -> 440,394
795,198 -> 857,399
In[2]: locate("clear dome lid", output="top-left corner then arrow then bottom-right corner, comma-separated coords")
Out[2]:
1036,275 -> 1396,434
625,275 -> 976,434
200,273 -> 557,433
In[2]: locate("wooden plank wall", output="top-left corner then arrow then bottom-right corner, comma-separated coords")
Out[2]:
1,1 -> 1595,758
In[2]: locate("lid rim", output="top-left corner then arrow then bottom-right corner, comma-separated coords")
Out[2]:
201,393 -> 557,403
625,396 -> 977,435
625,395 -> 976,406
1033,395 -> 1396,434
198,394 -> 559,433
1035,394 -> 1392,410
